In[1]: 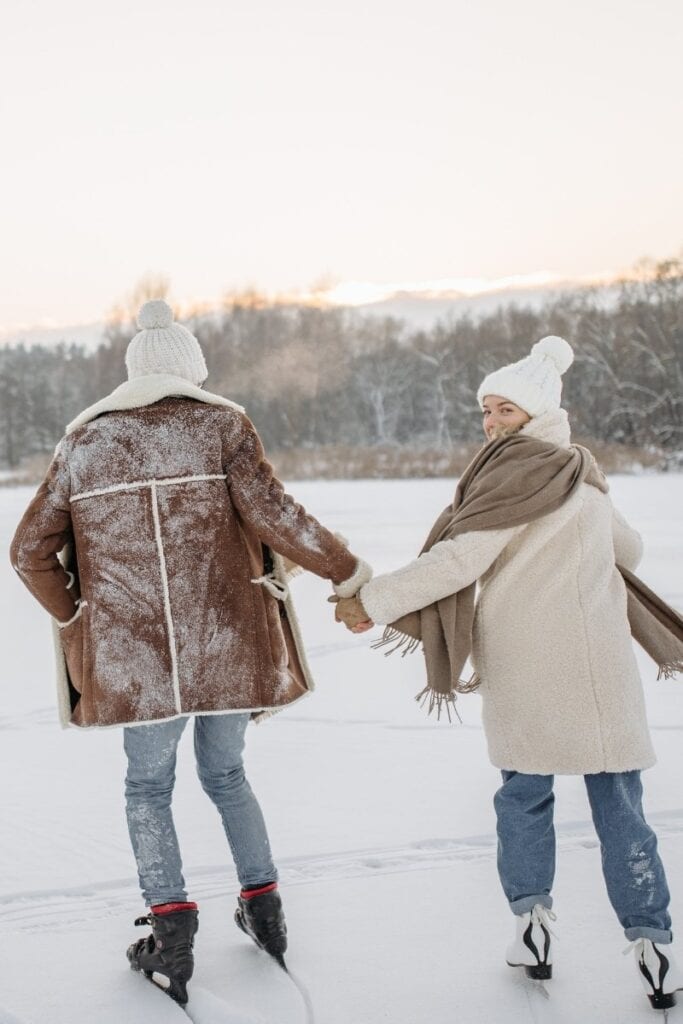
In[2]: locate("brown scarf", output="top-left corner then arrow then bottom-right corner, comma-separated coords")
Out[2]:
373,434 -> 683,719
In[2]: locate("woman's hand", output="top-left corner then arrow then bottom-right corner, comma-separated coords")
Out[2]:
328,594 -> 374,632
350,619 -> 373,634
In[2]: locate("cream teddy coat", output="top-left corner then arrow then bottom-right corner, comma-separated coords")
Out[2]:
360,409 -> 656,775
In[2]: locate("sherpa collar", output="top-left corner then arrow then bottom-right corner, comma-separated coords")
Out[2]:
66,374 -> 244,435
518,408 -> 571,449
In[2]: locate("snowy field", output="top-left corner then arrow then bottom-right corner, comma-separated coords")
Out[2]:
1,475 -> 682,1024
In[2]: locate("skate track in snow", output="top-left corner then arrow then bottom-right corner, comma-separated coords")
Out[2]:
4,812 -> 683,932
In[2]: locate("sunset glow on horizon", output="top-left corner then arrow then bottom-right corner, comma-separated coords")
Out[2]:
1,0 -> 681,329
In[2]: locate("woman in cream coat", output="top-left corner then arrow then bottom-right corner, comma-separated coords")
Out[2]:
337,336 -> 680,1013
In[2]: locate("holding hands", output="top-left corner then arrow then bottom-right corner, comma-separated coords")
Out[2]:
328,594 -> 374,634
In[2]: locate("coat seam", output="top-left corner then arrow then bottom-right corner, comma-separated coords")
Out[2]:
247,547 -> 266,708
70,474 -> 227,503
150,482 -> 182,714
575,493 -> 608,771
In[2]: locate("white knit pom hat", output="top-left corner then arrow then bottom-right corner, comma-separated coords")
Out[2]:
476,335 -> 574,417
125,299 -> 208,385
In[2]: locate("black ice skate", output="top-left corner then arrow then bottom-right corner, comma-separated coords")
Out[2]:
127,901 -> 199,1005
235,884 -> 288,969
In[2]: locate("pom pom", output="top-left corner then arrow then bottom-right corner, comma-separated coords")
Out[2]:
531,335 -> 574,373
136,299 -> 174,330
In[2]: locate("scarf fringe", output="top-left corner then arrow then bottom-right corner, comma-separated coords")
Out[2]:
657,660 -> 683,681
371,626 -> 422,658
414,686 -> 462,724
457,670 -> 482,694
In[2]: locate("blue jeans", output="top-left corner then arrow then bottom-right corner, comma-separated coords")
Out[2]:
494,770 -> 672,943
124,714 -> 278,906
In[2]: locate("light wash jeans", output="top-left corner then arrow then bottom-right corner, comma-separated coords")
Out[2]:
124,714 -> 277,906
494,770 -> 672,943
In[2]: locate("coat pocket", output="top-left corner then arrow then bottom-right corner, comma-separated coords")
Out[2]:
260,589 -> 289,671
59,604 -> 87,694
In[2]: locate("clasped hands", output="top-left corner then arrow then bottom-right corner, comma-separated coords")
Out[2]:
328,593 -> 374,634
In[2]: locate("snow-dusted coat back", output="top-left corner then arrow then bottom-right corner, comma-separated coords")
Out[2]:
359,410 -> 656,775
10,376 -> 367,729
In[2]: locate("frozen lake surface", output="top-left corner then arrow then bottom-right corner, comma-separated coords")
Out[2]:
1,475 -> 682,1023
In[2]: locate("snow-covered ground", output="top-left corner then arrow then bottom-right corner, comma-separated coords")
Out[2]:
1,476 -> 682,1024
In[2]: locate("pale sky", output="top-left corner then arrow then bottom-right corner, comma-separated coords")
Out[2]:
1,0 -> 681,327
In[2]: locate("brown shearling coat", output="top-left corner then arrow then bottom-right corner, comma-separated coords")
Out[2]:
10,385 -> 360,728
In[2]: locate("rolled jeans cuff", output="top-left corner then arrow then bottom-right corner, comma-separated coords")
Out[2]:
510,894 -> 554,916
624,926 -> 673,944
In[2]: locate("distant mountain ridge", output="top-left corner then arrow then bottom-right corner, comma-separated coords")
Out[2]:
0,275 -> 613,350
354,278 -> 615,327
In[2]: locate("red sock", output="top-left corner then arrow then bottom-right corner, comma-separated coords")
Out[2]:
151,901 -> 198,915
240,882 -> 278,901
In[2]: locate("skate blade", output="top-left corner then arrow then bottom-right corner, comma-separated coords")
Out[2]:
507,963 -> 551,999
648,990 -> 676,1011
236,908 -> 288,970
506,961 -> 553,981
531,980 -> 551,1000
272,952 -> 288,972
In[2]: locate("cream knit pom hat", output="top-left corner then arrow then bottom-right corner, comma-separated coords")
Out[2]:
125,299 -> 208,385
476,335 -> 574,417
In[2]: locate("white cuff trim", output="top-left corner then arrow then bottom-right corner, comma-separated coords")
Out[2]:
333,558 -> 373,598
358,580 -> 395,626
57,600 -> 87,629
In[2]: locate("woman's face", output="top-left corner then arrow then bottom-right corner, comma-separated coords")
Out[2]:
482,395 -> 531,440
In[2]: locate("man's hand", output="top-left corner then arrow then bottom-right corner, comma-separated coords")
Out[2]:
328,594 -> 374,633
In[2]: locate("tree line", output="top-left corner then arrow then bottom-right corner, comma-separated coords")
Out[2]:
1,258 -> 681,473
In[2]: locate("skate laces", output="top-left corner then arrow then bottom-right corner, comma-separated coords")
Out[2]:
623,938 -> 650,958
621,938 -> 668,964
530,905 -> 558,938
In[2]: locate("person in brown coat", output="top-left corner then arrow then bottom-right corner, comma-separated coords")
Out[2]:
9,299 -> 371,1003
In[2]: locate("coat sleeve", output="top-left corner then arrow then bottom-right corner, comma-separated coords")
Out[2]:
9,444 -> 78,624
224,416 -> 371,593
611,504 -> 644,571
359,525 -> 523,625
